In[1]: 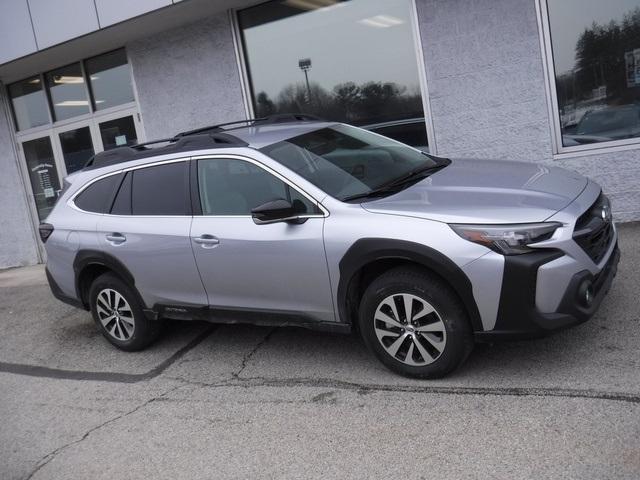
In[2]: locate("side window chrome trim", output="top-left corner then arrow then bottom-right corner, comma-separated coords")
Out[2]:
191,153 -> 330,218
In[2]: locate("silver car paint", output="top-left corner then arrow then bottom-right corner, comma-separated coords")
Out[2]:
44,124 -> 616,334
362,159 -> 588,224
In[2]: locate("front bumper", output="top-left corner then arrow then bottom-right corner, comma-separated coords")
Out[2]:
475,244 -> 620,341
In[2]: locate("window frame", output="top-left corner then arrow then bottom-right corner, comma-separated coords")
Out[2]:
192,154 -> 329,219
536,0 -> 640,158
229,0 -> 439,155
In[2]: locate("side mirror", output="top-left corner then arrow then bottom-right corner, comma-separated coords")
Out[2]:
251,198 -> 306,225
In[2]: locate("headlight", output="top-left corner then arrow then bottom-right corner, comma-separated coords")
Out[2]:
449,222 -> 562,255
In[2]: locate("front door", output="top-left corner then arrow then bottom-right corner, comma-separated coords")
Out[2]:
190,156 -> 335,323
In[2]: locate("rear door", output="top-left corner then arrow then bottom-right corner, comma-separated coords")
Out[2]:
189,155 -> 335,323
97,159 -> 208,308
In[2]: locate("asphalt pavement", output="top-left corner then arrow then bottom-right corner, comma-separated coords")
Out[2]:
1,223 -> 639,480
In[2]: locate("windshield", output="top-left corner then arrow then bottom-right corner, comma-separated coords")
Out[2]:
260,124 -> 444,201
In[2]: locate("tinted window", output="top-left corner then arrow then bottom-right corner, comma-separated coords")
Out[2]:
131,162 -> 188,215
110,172 -> 132,215
547,0 -> 640,147
198,158 -> 318,215
238,0 -> 427,134
75,175 -> 120,213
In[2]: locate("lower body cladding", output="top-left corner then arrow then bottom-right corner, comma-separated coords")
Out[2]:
469,236 -> 620,341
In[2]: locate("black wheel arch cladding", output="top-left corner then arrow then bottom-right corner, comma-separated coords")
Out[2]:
338,238 -> 483,331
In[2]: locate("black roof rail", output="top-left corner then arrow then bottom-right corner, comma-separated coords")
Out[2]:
83,132 -> 249,170
175,113 -> 323,137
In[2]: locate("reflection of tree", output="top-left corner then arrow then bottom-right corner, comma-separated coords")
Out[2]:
254,80 -> 423,125
559,7 -> 640,111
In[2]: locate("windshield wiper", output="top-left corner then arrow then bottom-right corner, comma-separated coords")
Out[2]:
342,161 -> 448,202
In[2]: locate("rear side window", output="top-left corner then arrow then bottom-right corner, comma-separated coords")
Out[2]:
74,174 -> 120,213
110,171 -> 132,215
131,162 -> 188,215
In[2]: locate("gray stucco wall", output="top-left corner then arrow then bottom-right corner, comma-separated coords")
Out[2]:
127,13 -> 246,140
0,88 -> 40,268
416,0 -> 640,221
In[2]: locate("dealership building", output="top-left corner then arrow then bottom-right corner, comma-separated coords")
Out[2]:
1,0 -> 639,268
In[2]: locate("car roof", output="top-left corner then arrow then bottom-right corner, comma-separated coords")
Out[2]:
83,115 -> 332,171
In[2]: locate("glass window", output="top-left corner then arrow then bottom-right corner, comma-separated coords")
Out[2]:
45,63 -> 91,121
238,0 -> 426,132
74,175 -> 121,213
111,172 -> 132,215
99,116 -> 138,150
547,0 -> 640,147
366,119 -> 429,150
22,137 -> 61,221
8,77 -> 50,131
197,158 -> 318,215
59,126 -> 95,174
261,124 -> 443,201
85,49 -> 135,111
131,162 -> 188,215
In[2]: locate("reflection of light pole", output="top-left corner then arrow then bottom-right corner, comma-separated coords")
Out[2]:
298,58 -> 312,103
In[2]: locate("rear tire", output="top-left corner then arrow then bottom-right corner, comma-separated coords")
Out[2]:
89,273 -> 162,351
358,267 -> 473,379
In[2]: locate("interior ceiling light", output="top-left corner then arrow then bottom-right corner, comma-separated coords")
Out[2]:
53,76 -> 84,84
358,15 -> 404,28
284,0 -> 337,11
54,100 -> 88,107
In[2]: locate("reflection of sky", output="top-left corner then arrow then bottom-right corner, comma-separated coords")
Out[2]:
548,0 -> 640,74
242,0 -> 421,99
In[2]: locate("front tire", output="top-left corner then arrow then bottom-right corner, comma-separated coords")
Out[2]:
359,267 -> 473,379
89,273 -> 162,351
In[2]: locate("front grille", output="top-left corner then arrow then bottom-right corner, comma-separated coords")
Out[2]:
573,194 -> 614,264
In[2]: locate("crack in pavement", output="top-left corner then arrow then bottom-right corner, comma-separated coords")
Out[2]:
23,384 -> 186,480
232,328 -> 278,379
167,375 -> 640,405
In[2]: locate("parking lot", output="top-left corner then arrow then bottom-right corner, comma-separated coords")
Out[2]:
1,223 -> 639,480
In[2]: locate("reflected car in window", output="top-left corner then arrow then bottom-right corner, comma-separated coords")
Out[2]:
363,117 -> 429,152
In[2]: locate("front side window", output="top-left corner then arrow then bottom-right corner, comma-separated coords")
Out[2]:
197,158 -> 318,216
131,162 -> 188,215
546,0 -> 640,148
8,76 -> 50,131
238,0 -> 428,147
261,124 -> 444,201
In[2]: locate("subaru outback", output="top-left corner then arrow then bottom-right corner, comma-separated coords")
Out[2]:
42,114 -> 620,378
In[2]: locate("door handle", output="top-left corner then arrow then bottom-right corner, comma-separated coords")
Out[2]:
193,234 -> 220,247
106,233 -> 126,244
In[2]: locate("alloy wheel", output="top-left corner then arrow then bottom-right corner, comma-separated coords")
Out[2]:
96,288 -> 135,341
373,293 -> 447,366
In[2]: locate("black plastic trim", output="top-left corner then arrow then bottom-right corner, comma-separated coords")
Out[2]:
45,268 -> 84,309
153,303 -> 350,334
72,250 -> 154,319
337,238 -> 483,331
478,246 -> 620,341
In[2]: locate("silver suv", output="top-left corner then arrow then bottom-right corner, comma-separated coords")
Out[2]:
42,115 -> 620,378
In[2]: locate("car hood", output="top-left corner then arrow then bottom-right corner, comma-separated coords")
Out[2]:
361,158 -> 588,224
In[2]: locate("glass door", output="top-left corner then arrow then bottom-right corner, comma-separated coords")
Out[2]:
56,124 -> 96,175
21,136 -> 62,221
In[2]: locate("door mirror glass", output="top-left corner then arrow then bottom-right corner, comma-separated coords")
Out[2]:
251,198 -> 299,224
